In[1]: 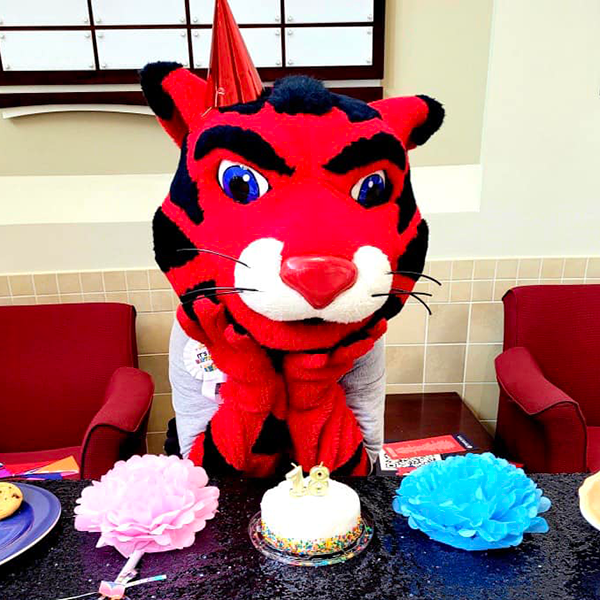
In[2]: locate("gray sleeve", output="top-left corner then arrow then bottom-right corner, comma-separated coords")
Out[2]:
169,319 -> 221,458
340,337 -> 386,466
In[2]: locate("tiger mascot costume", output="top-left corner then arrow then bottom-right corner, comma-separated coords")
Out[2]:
141,1 -> 443,477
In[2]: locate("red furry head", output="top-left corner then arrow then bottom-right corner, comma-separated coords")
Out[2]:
141,63 -> 443,351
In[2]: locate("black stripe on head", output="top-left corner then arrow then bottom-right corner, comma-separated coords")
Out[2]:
139,61 -> 183,120
219,89 -> 270,115
179,280 -> 223,323
251,414 -> 291,454
396,220 -> 429,281
334,223 -> 427,347
181,298 -> 198,323
334,293 -> 404,351
152,208 -> 196,273
396,171 -> 417,234
181,280 -> 219,305
194,125 -> 294,176
218,77 -> 380,123
332,93 -> 381,123
324,132 -> 406,174
268,76 -> 333,116
374,295 -> 404,323
170,137 -> 203,224
411,95 -> 445,147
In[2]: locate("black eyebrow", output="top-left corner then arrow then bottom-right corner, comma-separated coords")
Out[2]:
194,125 -> 294,176
323,132 -> 406,174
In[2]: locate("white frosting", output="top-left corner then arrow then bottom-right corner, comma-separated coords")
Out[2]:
260,478 -> 361,541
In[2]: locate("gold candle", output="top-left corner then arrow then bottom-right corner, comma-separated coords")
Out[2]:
308,463 -> 330,496
285,463 -> 306,497
285,462 -> 331,497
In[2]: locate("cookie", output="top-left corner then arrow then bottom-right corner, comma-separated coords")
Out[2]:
0,482 -> 24,520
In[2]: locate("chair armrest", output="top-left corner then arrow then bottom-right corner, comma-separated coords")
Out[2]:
495,346 -> 587,472
81,367 -> 154,479
495,347 -> 582,417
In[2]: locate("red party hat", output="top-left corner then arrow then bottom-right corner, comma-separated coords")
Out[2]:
204,0 -> 263,108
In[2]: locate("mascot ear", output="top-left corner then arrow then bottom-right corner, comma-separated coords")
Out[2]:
370,95 -> 444,151
140,61 -> 208,147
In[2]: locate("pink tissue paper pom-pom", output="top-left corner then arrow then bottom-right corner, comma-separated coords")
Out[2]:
74,454 -> 219,557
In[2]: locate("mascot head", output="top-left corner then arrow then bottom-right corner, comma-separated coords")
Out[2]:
141,3 -> 443,352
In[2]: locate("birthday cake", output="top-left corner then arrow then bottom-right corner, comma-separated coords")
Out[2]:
260,466 -> 363,556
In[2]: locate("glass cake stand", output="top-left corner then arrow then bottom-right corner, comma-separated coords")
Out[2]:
248,511 -> 374,567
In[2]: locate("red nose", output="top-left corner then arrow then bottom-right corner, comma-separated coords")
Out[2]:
280,256 -> 358,309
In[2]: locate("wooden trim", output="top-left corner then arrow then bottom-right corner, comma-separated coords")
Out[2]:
0,65 -> 381,85
372,0 -> 385,80
0,91 -> 146,109
0,24 -> 197,31
0,22 -> 376,31
0,87 -> 383,109
0,0 -> 385,88
279,0 -> 286,69
85,0 -> 100,71
183,0 -> 195,70
327,86 -> 383,102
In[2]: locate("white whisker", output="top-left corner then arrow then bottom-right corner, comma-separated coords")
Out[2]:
176,248 -> 250,268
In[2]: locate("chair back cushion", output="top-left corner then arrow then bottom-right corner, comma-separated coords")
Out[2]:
0,303 -> 137,452
503,285 -> 600,423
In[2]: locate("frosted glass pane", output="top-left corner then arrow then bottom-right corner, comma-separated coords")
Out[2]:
191,29 -> 212,68
285,0 -> 374,23
0,31 -> 95,71
96,29 -> 190,70
91,0 -> 186,25
189,0 -> 281,25
285,27 -> 373,67
0,0 -> 89,26
192,28 -> 281,68
240,28 -> 282,68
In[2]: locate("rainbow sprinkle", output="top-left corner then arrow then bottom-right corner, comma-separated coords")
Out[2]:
260,518 -> 364,556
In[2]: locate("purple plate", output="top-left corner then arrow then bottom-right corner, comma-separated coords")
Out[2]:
0,483 -> 61,566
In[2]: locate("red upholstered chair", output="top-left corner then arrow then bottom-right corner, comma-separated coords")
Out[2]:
495,285 -> 600,473
0,303 -> 154,479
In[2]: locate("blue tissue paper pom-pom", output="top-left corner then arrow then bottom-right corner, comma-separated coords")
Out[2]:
393,453 -> 551,551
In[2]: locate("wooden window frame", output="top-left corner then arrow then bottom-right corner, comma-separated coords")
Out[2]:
0,0 -> 385,105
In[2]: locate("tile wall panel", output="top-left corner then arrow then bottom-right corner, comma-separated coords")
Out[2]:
2,258 -> 598,453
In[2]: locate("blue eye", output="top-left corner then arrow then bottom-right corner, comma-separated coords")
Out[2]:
350,170 -> 389,208
217,160 -> 269,204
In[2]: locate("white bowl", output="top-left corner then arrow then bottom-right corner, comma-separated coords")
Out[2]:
579,471 -> 600,530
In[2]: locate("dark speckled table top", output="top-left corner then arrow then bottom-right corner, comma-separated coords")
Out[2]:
1,475 -> 599,600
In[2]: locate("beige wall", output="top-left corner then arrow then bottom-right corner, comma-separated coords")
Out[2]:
0,0 -> 494,273
428,0 -> 600,259
0,109 -> 177,177
2,1 -> 600,271
385,0 -> 493,166
0,0 -> 492,178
